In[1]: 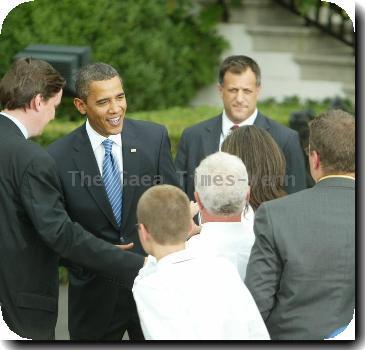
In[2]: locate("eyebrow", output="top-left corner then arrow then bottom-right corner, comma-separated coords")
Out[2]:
95,92 -> 125,104
228,87 -> 253,92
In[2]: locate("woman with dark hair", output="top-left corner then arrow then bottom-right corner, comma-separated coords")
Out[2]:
221,125 -> 287,212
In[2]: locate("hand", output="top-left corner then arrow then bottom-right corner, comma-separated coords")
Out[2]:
190,201 -> 199,218
115,242 -> 134,250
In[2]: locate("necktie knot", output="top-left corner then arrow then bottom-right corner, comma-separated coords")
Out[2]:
230,124 -> 239,131
103,139 -> 113,155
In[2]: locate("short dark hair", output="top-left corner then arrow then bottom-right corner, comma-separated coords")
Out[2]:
309,109 -> 355,174
219,55 -> 261,86
0,57 -> 65,110
75,62 -> 121,101
221,125 -> 286,211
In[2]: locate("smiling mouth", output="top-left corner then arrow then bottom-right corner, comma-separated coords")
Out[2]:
107,116 -> 121,126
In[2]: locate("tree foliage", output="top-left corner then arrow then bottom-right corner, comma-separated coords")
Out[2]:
0,0 -> 227,111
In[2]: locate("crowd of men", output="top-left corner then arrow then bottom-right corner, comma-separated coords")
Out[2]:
0,55 -> 355,341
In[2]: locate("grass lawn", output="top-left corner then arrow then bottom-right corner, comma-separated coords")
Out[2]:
34,97 -> 343,156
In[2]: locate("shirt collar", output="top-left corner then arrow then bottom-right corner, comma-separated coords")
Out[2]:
318,174 -> 355,182
157,248 -> 195,267
200,221 -> 246,237
86,119 -> 122,151
221,108 -> 258,139
1,111 -> 29,139
137,249 -> 196,280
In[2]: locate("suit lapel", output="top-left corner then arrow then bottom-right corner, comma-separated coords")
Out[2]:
121,120 -> 140,230
253,111 -> 271,132
202,114 -> 222,154
72,125 -> 119,230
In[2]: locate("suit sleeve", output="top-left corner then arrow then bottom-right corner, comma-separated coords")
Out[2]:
282,131 -> 306,194
20,153 -> 144,289
157,126 -> 181,188
174,129 -> 188,192
245,204 -> 282,321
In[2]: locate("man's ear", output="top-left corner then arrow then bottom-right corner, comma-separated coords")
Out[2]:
310,150 -> 320,170
217,83 -> 223,99
187,220 -> 195,237
32,94 -> 43,112
256,84 -> 262,98
194,192 -> 204,211
73,98 -> 87,115
139,223 -> 151,243
313,151 -> 321,169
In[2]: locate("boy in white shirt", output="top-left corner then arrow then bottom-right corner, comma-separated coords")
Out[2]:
132,185 -> 269,340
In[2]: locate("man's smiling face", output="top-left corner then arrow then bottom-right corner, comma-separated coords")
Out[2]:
74,75 -> 127,136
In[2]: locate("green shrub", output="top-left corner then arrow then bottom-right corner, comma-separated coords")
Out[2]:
34,98 -> 346,157
0,0 -> 227,112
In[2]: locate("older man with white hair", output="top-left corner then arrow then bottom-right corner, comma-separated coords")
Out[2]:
187,151 -> 253,281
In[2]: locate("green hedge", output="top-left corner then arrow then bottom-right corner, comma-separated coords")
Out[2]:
34,97 -> 348,156
0,0 -> 227,112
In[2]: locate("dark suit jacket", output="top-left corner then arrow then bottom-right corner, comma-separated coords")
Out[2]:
47,119 -> 179,339
245,177 -> 355,340
175,112 -> 306,199
0,114 -> 144,340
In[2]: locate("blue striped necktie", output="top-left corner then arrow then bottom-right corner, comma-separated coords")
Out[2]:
102,139 -> 122,227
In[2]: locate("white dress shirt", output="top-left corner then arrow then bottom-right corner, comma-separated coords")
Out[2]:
85,120 -> 123,182
132,248 -> 269,340
219,108 -> 258,149
187,206 -> 255,281
1,111 -> 29,139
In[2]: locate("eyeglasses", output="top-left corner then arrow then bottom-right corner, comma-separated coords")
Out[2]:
304,145 -> 309,156
304,144 -> 319,157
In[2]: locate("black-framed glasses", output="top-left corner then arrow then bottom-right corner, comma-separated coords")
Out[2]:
304,145 -> 309,156
305,144 -> 319,157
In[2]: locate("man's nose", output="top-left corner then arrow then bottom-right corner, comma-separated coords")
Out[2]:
109,99 -> 121,113
236,90 -> 245,103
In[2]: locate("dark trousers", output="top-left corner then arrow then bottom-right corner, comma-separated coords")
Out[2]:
102,290 -> 144,341
70,288 -> 144,341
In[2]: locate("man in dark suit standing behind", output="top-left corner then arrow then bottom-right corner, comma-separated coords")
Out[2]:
48,63 -> 179,340
0,59 -> 144,340
175,55 -> 306,199
245,109 -> 355,339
